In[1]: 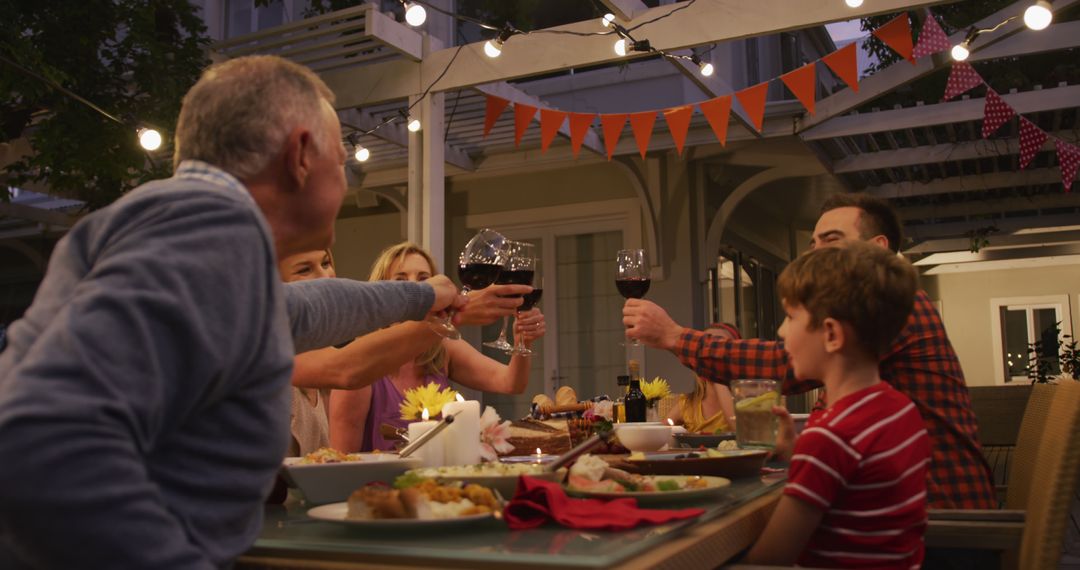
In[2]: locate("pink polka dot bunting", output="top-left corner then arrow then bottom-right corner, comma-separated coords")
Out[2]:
1019,118 -> 1048,170
1057,139 -> 1080,192
943,62 -> 983,101
981,89 -> 1015,139
913,12 -> 950,58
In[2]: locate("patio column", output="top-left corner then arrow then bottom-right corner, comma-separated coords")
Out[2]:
406,92 -> 446,269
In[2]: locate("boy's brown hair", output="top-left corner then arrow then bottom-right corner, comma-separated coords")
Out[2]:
777,241 -> 917,358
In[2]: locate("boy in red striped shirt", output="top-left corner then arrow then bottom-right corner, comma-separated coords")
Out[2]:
744,241 -> 930,569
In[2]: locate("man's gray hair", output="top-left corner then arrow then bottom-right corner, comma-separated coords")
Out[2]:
174,55 -> 336,180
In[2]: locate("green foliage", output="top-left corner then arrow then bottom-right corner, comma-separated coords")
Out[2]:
1025,324 -> 1079,383
1,0 -> 210,210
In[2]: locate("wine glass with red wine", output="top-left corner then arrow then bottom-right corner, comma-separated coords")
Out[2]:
430,228 -> 508,339
615,248 -> 650,346
483,241 -> 534,352
512,255 -> 541,356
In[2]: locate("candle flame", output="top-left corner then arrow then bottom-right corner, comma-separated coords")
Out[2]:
535,447 -> 542,456
421,407 -> 430,421
667,418 -> 675,426
455,393 -> 465,402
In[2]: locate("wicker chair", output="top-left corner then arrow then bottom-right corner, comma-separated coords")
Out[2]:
926,382 -> 1080,569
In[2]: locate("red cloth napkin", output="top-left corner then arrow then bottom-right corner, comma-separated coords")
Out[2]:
503,475 -> 705,530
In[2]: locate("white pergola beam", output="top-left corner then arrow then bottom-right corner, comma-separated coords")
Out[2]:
323,0 -> 953,108
597,0 -> 648,22
905,228 -> 1080,254
473,82 -> 605,156
834,131 -> 1079,173
906,212 -> 1080,240
899,193 -> 1080,222
869,167 -> 1061,198
798,0 -> 1080,134
803,83 -> 1080,141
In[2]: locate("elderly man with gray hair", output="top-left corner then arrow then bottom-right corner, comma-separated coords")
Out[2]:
0,55 -> 463,569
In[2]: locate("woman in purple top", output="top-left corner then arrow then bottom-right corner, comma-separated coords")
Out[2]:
330,241 -> 546,452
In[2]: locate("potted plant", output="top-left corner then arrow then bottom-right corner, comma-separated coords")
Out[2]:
1024,323 -> 1079,383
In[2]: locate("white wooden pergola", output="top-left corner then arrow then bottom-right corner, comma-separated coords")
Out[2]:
209,0 -> 1080,271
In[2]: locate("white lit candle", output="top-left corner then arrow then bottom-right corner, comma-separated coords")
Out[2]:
667,418 -> 688,448
441,394 -> 481,466
407,408 -> 447,468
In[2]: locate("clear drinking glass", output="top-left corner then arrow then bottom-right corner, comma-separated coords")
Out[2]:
483,241 -> 534,353
732,379 -> 781,449
430,228 -> 507,340
511,257 -> 541,356
615,249 -> 650,347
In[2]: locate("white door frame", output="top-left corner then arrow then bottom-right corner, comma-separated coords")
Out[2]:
465,198 -> 642,397
989,295 -> 1073,385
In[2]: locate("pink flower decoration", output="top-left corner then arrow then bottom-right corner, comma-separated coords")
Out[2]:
479,406 -> 514,461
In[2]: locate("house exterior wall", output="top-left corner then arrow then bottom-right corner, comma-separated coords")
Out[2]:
921,264 -> 1080,387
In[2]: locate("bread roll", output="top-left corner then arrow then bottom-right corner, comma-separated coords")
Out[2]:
532,394 -> 554,409
555,386 -> 578,407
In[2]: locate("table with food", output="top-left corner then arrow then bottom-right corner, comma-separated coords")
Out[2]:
241,383 -> 786,570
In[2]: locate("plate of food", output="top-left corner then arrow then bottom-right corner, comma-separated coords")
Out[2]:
307,478 -> 501,528
564,454 -> 730,505
621,448 -> 767,479
406,462 -> 566,498
282,447 -> 421,505
672,432 -> 736,448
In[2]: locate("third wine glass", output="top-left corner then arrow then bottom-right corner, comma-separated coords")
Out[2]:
615,248 -> 650,347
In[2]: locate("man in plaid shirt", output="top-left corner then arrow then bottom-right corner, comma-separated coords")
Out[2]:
623,193 -> 996,510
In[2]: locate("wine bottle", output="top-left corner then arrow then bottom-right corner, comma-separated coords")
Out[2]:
625,378 -> 647,423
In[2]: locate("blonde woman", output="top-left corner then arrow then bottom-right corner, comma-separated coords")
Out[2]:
329,241 -> 545,452
666,323 -> 739,433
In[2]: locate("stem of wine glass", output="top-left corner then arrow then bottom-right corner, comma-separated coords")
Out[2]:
513,310 -> 532,356
429,286 -> 467,340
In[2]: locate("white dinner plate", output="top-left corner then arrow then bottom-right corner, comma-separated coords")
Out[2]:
306,502 -> 497,527
566,475 -> 730,505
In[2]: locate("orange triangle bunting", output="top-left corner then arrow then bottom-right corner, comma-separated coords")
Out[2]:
600,114 -> 628,160
735,83 -> 769,133
513,103 -> 538,147
780,63 -> 817,115
568,113 -> 596,158
699,96 -> 732,146
483,95 -> 510,138
663,106 -> 694,155
629,111 -> 657,159
540,109 -> 568,153
822,43 -> 859,93
872,13 -> 915,64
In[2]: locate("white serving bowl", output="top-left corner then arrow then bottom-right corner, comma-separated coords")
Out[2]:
281,453 -> 421,504
614,424 -> 673,452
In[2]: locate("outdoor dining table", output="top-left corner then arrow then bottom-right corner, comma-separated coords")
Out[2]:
237,472 -> 784,570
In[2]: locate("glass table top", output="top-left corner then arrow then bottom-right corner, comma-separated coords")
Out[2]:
249,474 -> 784,568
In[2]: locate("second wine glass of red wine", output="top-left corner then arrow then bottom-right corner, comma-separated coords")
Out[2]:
513,256 -> 542,356
615,248 -> 650,347
430,228 -> 507,340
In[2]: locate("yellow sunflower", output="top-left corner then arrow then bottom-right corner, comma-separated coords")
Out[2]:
399,382 -> 460,420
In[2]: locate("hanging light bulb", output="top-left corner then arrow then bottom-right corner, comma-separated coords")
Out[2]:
691,55 -> 714,77
614,38 -> 627,56
138,128 -> 162,151
951,27 -> 978,61
407,118 -> 421,132
403,2 -> 426,27
601,13 -> 616,27
354,146 -> 370,162
482,26 -> 515,59
1023,0 -> 1053,30
845,0 -> 864,7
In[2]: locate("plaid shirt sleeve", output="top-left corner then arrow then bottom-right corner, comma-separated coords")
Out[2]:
674,290 -> 997,510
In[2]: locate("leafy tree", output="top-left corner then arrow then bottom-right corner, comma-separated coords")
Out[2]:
1,0 -> 210,210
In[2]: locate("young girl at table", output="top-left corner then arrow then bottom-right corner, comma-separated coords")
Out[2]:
666,323 -> 738,433
327,241 -> 546,452
743,241 -> 929,569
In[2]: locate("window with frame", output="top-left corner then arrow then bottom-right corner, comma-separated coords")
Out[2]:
990,295 -> 1073,384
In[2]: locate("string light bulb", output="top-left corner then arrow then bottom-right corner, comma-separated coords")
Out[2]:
483,26 -> 516,59
1023,0 -> 1053,30
138,128 -> 162,151
614,38 -> 627,56
407,118 -> 421,132
691,55 -> 714,77
403,2 -> 426,27
845,0 -> 864,7
601,13 -> 616,27
354,146 -> 370,162
951,27 -> 978,61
